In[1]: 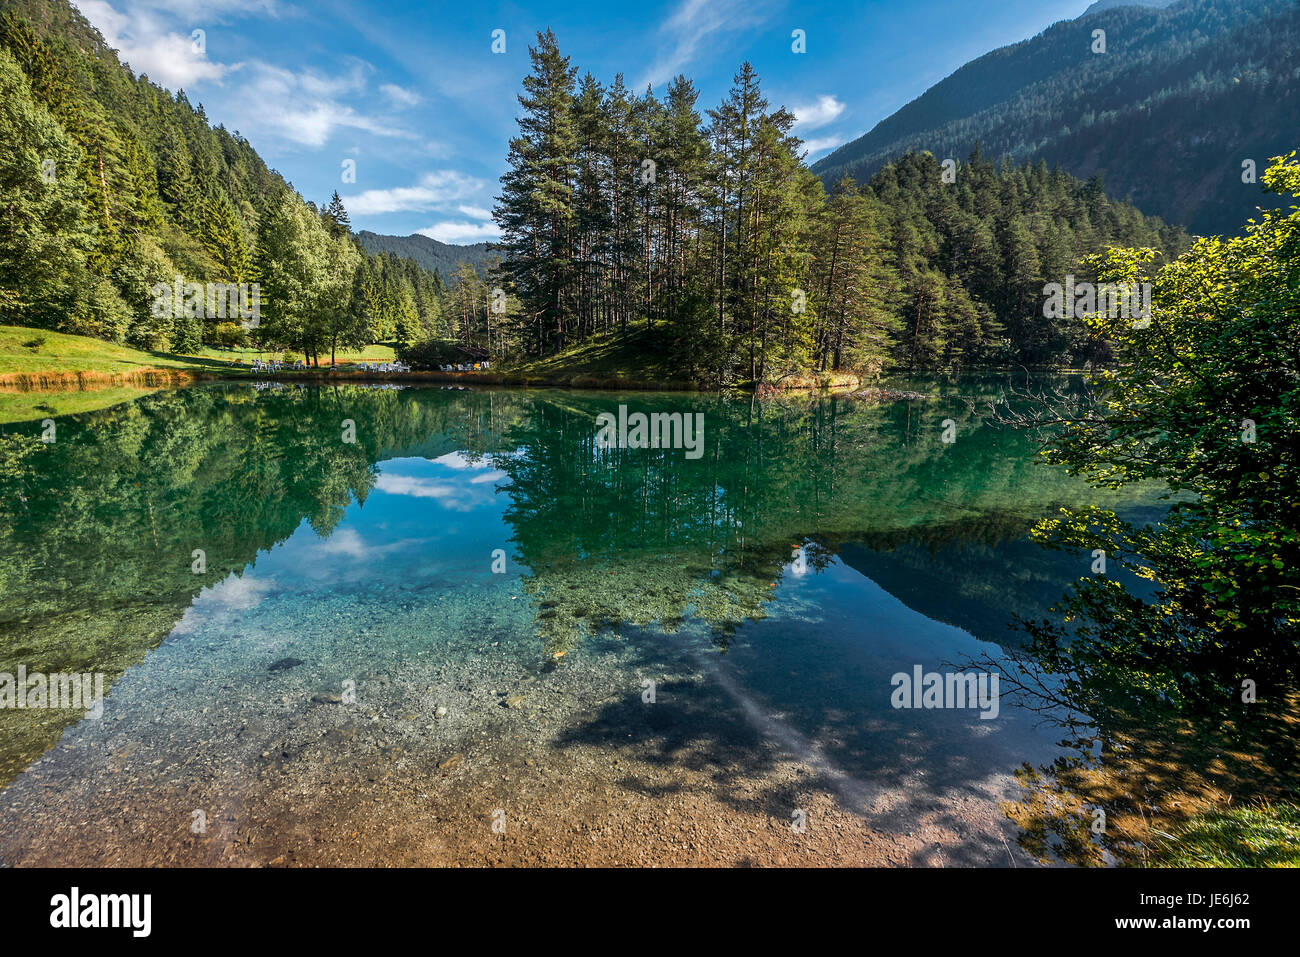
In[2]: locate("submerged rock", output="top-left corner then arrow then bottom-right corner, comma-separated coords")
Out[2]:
843,387 -> 927,402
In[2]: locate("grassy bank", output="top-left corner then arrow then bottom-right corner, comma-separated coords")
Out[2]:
495,320 -> 698,389
1147,801 -> 1300,867
0,326 -> 399,383
0,327 -> 208,421
0,325 -> 210,385
0,322 -> 870,424
185,342 -> 396,365
0,327 -> 407,421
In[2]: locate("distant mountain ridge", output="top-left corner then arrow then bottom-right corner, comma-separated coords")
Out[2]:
1082,0 -> 1175,15
357,231 -> 496,278
812,0 -> 1298,235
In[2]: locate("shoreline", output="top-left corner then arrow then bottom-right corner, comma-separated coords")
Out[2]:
0,362 -> 1091,394
0,368 -> 201,390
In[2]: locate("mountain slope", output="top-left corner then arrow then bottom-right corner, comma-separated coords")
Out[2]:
356,232 -> 496,278
812,0 -> 1298,236
0,0 -> 453,351
1082,0 -> 1175,14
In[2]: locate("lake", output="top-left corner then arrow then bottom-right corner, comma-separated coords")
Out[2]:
0,378 -> 1159,865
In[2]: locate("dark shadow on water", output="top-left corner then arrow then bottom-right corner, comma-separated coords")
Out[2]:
549,622 -> 1046,865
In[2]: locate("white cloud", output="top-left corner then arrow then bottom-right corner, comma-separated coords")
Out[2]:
172,571 -> 274,632
205,573 -> 274,610
75,1 -> 419,148
800,135 -> 846,157
792,95 -> 846,132
313,527 -> 372,559
309,526 -> 425,561
344,171 -> 485,215
265,99 -> 410,147
417,221 -> 500,244
380,83 -> 422,108
641,0 -> 773,89
227,60 -> 420,147
115,0 -> 281,15
75,0 -> 231,87
456,204 -> 492,220
374,472 -> 486,511
432,452 -> 485,469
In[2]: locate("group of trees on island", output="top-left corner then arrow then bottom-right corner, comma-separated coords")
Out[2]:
491,30 -> 1189,384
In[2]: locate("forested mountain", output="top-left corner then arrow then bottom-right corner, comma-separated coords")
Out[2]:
812,0 -> 1298,236
0,0 -> 450,357
488,31 -> 1186,381
1082,0 -> 1175,15
357,232 -> 496,278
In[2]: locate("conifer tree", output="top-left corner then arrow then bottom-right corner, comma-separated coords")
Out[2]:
494,29 -> 577,356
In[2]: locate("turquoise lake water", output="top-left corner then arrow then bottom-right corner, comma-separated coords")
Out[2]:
0,380 -> 1159,864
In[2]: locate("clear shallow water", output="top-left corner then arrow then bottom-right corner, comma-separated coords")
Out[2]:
0,380 -> 1159,865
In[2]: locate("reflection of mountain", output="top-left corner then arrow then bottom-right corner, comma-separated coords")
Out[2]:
834,495 -> 1174,648
838,530 -> 1077,649
0,380 -> 1158,781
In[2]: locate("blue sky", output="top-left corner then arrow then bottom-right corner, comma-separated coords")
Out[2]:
73,0 -> 1089,243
